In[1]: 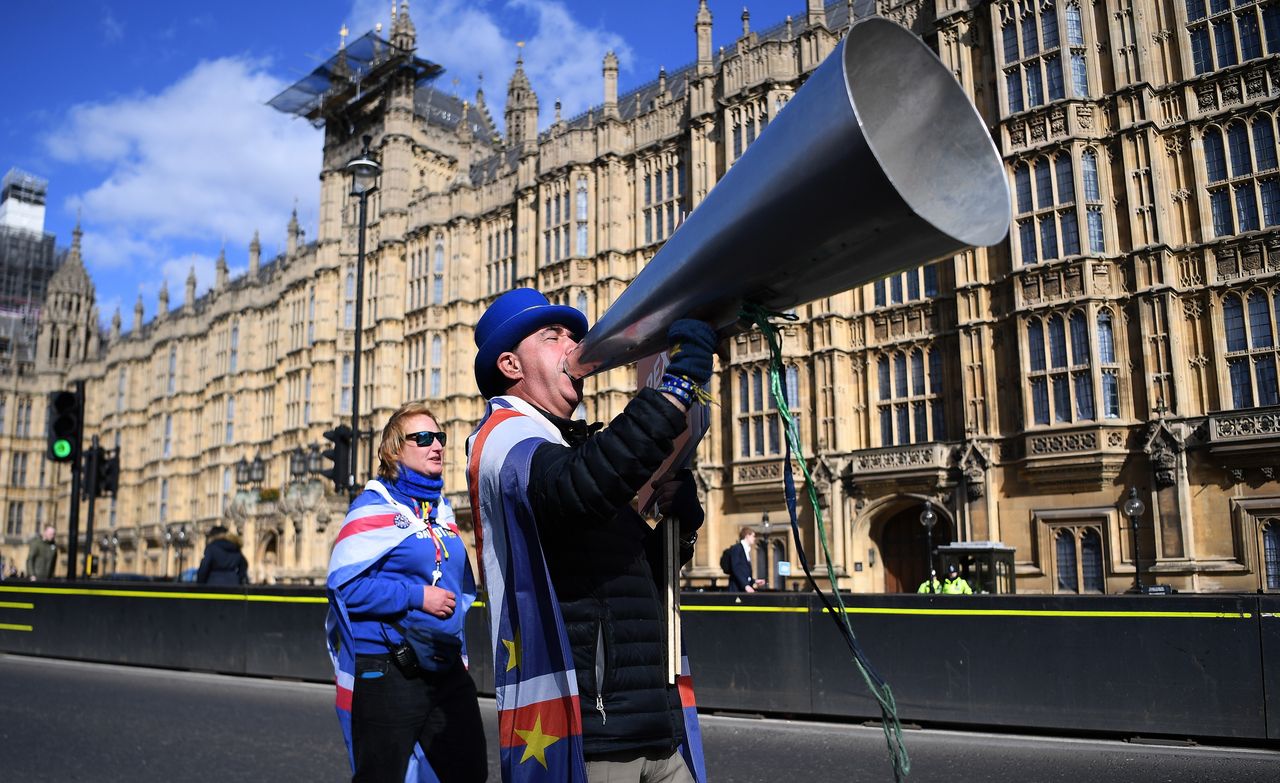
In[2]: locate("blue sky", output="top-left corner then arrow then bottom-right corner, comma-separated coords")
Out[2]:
5,1 -> 804,327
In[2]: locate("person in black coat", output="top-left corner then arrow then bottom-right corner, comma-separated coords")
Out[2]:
468,288 -> 714,782
196,526 -> 249,585
727,527 -> 764,593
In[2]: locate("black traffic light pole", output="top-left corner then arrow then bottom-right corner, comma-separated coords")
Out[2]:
64,381 -> 84,581
82,436 -> 100,578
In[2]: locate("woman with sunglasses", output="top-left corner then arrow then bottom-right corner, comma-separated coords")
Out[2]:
326,402 -> 487,782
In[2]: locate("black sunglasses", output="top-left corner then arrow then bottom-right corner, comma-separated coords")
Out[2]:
405,430 -> 447,448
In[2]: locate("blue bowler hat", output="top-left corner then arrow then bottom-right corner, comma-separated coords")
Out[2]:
474,288 -> 589,398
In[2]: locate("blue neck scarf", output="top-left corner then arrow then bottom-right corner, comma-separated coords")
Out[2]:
386,465 -> 443,518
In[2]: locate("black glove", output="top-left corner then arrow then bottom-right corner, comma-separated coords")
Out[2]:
669,469 -> 705,537
666,319 -> 717,386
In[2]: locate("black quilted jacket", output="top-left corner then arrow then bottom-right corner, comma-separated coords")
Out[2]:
526,387 -> 699,758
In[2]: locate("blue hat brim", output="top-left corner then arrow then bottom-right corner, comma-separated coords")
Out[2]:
474,304 -> 588,398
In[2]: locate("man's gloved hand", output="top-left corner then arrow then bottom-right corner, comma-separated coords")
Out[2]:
666,319 -> 717,386
650,469 -> 705,537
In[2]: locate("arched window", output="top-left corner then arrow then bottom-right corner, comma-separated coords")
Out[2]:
1015,165 -> 1033,213
225,396 -> 235,444
1249,291 -> 1274,348
1035,158 -> 1054,208
167,346 -> 177,395
1097,309 -> 1116,363
432,240 -> 445,305
1082,149 -> 1101,197
341,356 -> 352,413
430,335 -> 442,398
1002,22 -> 1018,64
1069,311 -> 1089,365
1028,318 -> 1046,372
1264,521 -> 1280,590
1229,123 -> 1254,177
1080,529 -> 1104,592
1056,530 -> 1078,592
1204,128 -> 1227,182
344,270 -> 355,327
229,322 -> 239,373
877,347 -> 945,446
1048,315 -> 1068,368
1055,156 -> 1075,202
785,364 -> 800,408
576,291 -> 588,314
1222,289 -> 1280,409
1224,293 -> 1247,351
1098,309 -> 1120,418
1255,117 -> 1278,171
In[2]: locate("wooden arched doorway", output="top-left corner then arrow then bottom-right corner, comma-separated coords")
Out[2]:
874,502 -> 954,593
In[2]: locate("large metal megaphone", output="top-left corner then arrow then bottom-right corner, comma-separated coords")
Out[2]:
567,17 -> 1010,379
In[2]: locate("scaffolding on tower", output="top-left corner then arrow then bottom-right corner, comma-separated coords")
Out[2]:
267,30 -> 443,126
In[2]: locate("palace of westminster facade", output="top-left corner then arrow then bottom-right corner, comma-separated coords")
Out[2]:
2,0 -> 1278,594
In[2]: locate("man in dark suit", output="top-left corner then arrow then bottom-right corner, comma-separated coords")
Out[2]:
728,527 -> 764,592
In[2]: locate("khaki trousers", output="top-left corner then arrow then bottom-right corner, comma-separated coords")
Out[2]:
585,749 -> 696,783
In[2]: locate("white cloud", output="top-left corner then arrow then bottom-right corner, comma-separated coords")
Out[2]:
45,56 -> 321,249
102,10 -> 124,43
345,0 -> 633,129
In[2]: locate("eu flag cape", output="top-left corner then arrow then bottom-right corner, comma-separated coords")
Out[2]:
467,395 -> 706,783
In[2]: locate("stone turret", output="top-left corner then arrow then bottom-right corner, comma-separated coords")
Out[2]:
391,0 -> 417,51
35,221 -> 98,370
110,308 -> 121,340
249,230 -> 261,276
287,207 -> 301,257
807,0 -> 826,28
133,294 -> 144,332
184,266 -> 197,310
504,46 -> 539,153
158,280 -> 170,320
603,51 -> 619,117
215,245 -> 228,290
696,0 -> 713,75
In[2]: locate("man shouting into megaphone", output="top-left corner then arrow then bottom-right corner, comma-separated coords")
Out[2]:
466,287 -> 713,783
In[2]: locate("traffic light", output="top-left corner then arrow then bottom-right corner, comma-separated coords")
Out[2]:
46,390 -> 82,463
97,449 -> 120,496
321,425 -> 353,493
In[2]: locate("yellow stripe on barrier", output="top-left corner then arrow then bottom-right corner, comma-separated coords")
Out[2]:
0,623 -> 33,632
0,585 -> 1256,619
822,607 -> 1251,620
683,605 -> 810,613
0,585 -> 326,604
0,601 -> 34,610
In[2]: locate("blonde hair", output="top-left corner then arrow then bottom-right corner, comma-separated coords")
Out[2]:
377,402 -> 441,480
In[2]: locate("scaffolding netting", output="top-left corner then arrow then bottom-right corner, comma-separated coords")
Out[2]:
268,31 -> 443,126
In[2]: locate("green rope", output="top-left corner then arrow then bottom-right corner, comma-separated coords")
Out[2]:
740,302 -> 911,782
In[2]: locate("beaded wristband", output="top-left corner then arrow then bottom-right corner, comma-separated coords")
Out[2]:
658,373 -> 698,407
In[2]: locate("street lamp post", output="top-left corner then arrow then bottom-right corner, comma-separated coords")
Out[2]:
163,525 -> 190,580
346,135 -> 382,497
1123,487 -> 1146,593
920,501 -> 938,594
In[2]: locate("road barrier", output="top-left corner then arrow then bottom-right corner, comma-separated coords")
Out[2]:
1,583 -> 1275,742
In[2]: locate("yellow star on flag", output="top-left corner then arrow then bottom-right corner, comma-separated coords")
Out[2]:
515,714 -> 560,769
501,631 -> 521,672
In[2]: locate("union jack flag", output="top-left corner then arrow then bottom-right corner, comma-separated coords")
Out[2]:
326,480 -> 456,782
467,395 -> 705,782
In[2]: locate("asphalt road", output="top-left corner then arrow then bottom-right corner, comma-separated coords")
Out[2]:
1,654 -> 1275,782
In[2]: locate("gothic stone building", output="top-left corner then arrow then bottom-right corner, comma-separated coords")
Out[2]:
4,0 -> 1279,593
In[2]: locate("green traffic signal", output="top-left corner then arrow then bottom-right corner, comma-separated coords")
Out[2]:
52,439 -> 72,459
